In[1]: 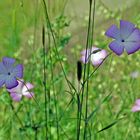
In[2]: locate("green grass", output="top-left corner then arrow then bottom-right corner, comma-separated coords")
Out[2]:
1,0 -> 140,139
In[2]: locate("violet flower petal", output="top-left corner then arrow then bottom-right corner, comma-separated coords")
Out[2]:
99,50 -> 108,58
80,49 -> 90,64
126,28 -> 140,42
91,59 -> 103,66
0,62 -> 7,74
90,50 -> 107,66
2,57 -> 15,69
80,55 -> 89,64
0,75 -> 6,88
81,49 -> 90,55
10,92 -> 22,102
5,76 -> 18,89
7,80 -> 23,92
22,82 -> 34,93
109,40 -> 124,55
135,99 -> 140,106
132,105 -> 140,112
105,25 -> 121,40
13,64 -> 23,78
120,20 -> 135,39
124,41 -> 140,54
23,92 -> 34,98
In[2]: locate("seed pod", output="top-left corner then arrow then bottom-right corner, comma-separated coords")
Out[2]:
89,0 -> 93,4
42,26 -> 45,46
77,61 -> 82,81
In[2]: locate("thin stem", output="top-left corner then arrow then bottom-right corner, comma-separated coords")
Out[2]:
34,128 -> 38,140
77,0 -> 93,139
42,25 -> 48,140
84,0 -> 96,139
83,53 -> 112,85
10,103 -> 23,127
49,35 -> 60,140
76,82 -> 81,140
42,0 -> 76,94
76,53 -> 111,103
10,103 -> 30,139
47,31 -> 52,139
17,79 -> 41,109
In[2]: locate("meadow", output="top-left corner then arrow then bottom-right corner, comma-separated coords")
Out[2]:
1,0 -> 140,140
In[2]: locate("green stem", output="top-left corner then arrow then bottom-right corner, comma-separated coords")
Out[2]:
42,25 -> 48,139
84,0 -> 96,139
77,0 -> 93,139
42,0 -> 75,94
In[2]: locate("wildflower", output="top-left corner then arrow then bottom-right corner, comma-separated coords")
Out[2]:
0,57 -> 23,89
132,99 -> 140,112
130,71 -> 139,78
105,20 -> 140,55
7,80 -> 34,102
80,46 -> 108,66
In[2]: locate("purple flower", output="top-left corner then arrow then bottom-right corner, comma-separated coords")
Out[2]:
0,57 -> 23,89
7,80 -> 34,102
132,99 -> 140,112
80,46 -> 108,66
105,20 -> 140,55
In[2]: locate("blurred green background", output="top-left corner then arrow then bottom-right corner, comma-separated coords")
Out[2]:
1,0 -> 140,139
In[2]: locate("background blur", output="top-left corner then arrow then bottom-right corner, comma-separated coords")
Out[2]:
1,0 -> 140,139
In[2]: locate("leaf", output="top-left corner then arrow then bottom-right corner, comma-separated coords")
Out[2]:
97,117 -> 125,133
97,120 -> 117,133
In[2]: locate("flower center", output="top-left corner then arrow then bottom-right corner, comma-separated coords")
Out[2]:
8,72 -> 11,75
121,39 -> 125,42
